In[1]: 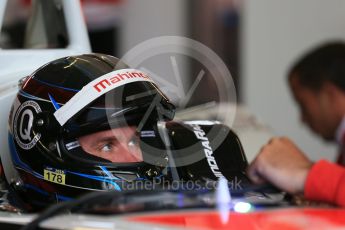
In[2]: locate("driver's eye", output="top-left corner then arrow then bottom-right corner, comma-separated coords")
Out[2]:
100,143 -> 114,152
128,137 -> 139,147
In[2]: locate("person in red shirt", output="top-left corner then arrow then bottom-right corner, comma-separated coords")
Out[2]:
247,42 -> 345,207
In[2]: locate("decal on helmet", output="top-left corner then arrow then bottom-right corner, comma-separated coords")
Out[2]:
54,68 -> 154,126
13,100 -> 42,150
44,167 -> 66,185
65,141 -> 80,150
140,130 -> 156,137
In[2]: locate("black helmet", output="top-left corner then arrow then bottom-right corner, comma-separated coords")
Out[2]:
7,54 -> 175,210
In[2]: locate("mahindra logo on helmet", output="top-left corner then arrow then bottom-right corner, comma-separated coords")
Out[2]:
54,69 -> 153,126
93,79 -> 111,93
93,71 -> 150,93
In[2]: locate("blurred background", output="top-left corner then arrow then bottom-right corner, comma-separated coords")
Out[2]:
1,0 -> 344,162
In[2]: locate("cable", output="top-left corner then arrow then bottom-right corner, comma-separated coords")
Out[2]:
20,191 -> 123,230
21,189 -> 191,230
21,182 -> 283,230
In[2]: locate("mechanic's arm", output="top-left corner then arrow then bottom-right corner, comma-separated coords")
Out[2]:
247,137 -> 345,207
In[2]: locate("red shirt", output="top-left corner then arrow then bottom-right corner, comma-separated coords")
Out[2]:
304,160 -> 345,207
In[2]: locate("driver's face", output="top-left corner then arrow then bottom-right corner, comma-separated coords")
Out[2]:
78,126 -> 143,163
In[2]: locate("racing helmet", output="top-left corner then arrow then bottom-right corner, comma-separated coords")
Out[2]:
7,54 -> 175,210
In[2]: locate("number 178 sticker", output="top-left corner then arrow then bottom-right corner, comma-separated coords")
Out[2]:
44,167 -> 66,185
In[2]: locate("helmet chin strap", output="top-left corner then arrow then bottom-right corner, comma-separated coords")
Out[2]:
54,69 -> 154,126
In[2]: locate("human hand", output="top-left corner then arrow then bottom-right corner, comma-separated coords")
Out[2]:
247,137 -> 313,194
